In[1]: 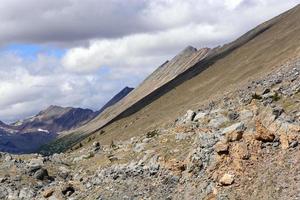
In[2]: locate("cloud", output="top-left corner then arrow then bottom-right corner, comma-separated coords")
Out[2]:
62,0 -> 299,73
0,0 -> 297,46
0,52 -> 143,122
0,0 -> 299,122
62,23 -> 232,72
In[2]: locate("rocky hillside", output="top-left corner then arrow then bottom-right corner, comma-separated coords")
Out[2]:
42,46 -> 211,154
0,106 -> 97,153
42,4 -> 300,154
1,55 -> 300,199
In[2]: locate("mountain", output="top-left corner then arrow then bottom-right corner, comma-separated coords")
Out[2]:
40,4 -> 300,154
0,106 -> 97,153
41,46 -> 211,153
0,86 -> 135,153
2,4 -> 300,200
11,105 -> 97,133
97,86 -> 134,114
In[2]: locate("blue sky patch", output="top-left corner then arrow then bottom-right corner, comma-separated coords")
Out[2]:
1,44 -> 66,60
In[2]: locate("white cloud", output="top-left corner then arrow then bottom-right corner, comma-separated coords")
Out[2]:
62,23 -> 232,72
62,0 -> 299,73
224,0 -> 244,10
0,52 -> 142,122
0,0 -> 299,122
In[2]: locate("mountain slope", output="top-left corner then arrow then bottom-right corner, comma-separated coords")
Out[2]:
97,86 -> 134,114
42,4 -> 300,154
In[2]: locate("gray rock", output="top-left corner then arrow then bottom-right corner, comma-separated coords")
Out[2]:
58,166 -> 70,180
34,168 -> 49,180
289,141 -> 298,148
239,110 -> 254,121
27,158 -> 44,173
228,111 -> 239,121
133,143 -> 146,153
222,122 -> 245,135
194,112 -> 207,122
178,110 -> 196,124
19,187 -> 35,200
148,155 -> 160,175
208,115 -> 228,129
175,132 -> 193,140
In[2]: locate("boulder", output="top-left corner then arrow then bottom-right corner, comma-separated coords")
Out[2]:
179,110 -> 196,124
34,168 -> 49,180
27,157 -> 44,173
43,189 -> 54,198
254,121 -> 275,142
226,131 -> 243,142
239,109 -> 254,121
18,187 -> 35,199
92,141 -> 101,152
58,166 -> 70,180
214,142 -> 229,155
194,112 -> 207,122
222,122 -> 245,135
219,173 -> 235,186
232,143 -> 250,160
208,115 -> 228,129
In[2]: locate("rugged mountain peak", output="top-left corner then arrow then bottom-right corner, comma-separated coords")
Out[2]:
179,45 -> 197,55
121,86 -> 134,93
98,86 -> 134,114
38,105 -> 72,117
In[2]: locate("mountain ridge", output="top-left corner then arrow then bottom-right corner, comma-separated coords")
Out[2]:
40,4 -> 300,154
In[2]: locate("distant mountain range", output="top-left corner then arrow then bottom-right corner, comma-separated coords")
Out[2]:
0,86 -> 133,153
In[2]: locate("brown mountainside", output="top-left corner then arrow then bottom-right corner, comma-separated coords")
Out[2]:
42,4 -> 300,154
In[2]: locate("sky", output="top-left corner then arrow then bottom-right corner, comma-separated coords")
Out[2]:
0,0 -> 298,123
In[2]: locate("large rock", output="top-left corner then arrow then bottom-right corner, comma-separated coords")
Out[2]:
18,187 -> 36,199
34,168 -> 49,180
208,115 -> 228,129
214,141 -> 229,155
254,121 -> 275,142
178,110 -> 196,124
222,122 -> 245,135
27,157 -> 44,173
231,142 -> 250,160
219,173 -> 235,186
194,112 -> 207,122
